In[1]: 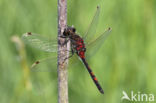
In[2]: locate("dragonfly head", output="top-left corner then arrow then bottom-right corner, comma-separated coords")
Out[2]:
63,26 -> 76,37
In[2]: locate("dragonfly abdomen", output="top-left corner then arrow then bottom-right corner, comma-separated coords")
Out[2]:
81,58 -> 104,94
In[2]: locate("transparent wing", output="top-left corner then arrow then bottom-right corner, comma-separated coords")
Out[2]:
22,32 -> 58,52
85,28 -> 112,58
30,66 -> 57,102
30,56 -> 58,72
29,50 -> 72,72
83,6 -> 100,43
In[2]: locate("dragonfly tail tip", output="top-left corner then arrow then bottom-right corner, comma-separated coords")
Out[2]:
100,89 -> 104,94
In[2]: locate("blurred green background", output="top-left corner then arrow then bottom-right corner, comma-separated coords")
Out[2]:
0,0 -> 156,103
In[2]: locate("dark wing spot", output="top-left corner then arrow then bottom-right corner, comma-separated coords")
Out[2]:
35,61 -> 40,64
27,32 -> 32,35
97,5 -> 100,9
108,27 -> 112,31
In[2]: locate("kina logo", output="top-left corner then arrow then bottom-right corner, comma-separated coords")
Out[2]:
121,91 -> 154,102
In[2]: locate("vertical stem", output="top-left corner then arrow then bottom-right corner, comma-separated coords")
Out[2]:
57,0 -> 68,103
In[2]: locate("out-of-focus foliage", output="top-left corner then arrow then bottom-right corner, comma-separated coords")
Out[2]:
0,0 -> 155,103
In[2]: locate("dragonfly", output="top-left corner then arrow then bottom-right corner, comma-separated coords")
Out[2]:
22,6 -> 111,94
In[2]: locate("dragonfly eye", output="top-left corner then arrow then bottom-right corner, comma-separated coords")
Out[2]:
67,26 -> 76,33
63,28 -> 70,36
63,30 -> 69,36
72,28 -> 76,32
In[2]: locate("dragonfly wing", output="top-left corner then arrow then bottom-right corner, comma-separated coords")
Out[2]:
22,32 -> 58,52
30,66 -> 57,101
85,27 -> 112,58
30,49 -> 72,72
83,6 -> 100,42
30,56 -> 58,72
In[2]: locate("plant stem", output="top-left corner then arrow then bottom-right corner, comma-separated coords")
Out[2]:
57,0 -> 69,103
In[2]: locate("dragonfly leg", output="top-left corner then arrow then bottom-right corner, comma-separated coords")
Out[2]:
62,48 -> 75,64
58,36 -> 70,46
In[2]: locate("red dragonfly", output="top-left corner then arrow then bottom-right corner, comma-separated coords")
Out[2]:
22,6 -> 111,94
